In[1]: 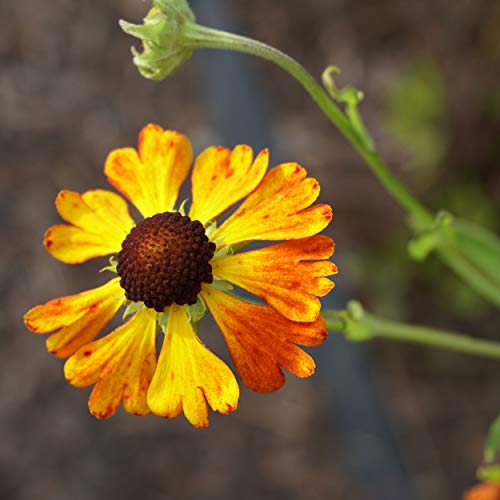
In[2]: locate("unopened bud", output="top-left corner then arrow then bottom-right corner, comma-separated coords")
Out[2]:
119,0 -> 195,80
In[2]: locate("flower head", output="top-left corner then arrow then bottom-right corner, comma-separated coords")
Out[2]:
119,0 -> 196,80
25,124 -> 336,427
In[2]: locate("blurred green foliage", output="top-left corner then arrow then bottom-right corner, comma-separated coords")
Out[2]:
384,58 -> 448,188
360,58 -> 499,318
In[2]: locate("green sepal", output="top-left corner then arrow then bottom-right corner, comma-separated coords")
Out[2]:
100,256 -> 118,274
176,198 -> 189,216
122,301 -> 144,320
408,210 -> 454,261
324,301 -> 374,342
204,220 -> 217,238
157,308 -> 171,333
213,243 -> 234,260
210,277 -> 233,293
184,295 -> 207,324
119,0 -> 196,80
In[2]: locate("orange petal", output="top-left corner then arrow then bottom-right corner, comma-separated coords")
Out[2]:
147,305 -> 239,428
105,124 -> 193,217
202,285 -> 327,393
189,146 -> 269,223
25,278 -> 124,358
24,278 -> 123,334
212,163 -> 332,246
212,236 -> 337,322
45,189 -> 135,263
46,296 -> 123,359
463,483 -> 500,500
64,308 -> 157,418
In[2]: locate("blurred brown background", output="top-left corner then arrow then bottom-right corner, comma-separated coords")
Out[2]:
1,1 -> 500,499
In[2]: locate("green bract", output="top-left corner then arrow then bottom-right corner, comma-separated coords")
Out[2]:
119,0 -> 195,80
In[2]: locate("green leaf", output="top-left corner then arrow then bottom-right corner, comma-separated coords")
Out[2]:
484,415 -> 500,464
454,219 -> 500,286
478,465 -> 500,483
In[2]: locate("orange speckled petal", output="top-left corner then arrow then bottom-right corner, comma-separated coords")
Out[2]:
24,278 -> 125,358
64,308 -> 157,418
24,278 -> 123,334
46,295 -> 124,359
147,305 -> 239,428
202,285 -> 327,393
189,145 -> 269,223
105,124 -> 193,217
211,163 -> 332,246
463,483 -> 500,500
213,236 -> 337,322
45,189 -> 135,263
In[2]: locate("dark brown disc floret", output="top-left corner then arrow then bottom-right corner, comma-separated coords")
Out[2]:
117,212 -> 216,312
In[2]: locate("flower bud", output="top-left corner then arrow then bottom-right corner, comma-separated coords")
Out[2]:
119,0 -> 195,80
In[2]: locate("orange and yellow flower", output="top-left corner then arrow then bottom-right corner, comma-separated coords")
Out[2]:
24,124 -> 336,427
464,482 -> 500,500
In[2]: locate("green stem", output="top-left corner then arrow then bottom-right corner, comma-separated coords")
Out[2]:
437,246 -> 500,307
185,24 -> 434,228
326,310 -> 500,360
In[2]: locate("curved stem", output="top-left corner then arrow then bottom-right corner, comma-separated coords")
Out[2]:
185,24 -> 434,228
370,315 -> 500,359
326,311 -> 500,360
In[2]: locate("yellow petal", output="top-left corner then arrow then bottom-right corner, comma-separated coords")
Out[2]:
213,236 -> 337,322
104,124 -> 193,217
24,278 -> 123,334
64,308 -> 157,418
45,189 -> 134,263
202,285 -> 327,393
189,145 -> 269,223
147,305 -> 239,428
81,190 -> 135,235
44,225 -> 115,264
212,163 -> 332,246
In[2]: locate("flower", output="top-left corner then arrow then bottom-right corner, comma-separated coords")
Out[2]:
24,124 -> 336,427
464,482 -> 500,500
120,0 -> 196,80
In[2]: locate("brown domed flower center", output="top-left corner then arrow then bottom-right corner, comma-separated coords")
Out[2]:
117,212 -> 216,312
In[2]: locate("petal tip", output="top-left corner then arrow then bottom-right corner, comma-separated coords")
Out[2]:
323,205 -> 333,221
23,315 -> 39,333
90,405 -> 117,420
